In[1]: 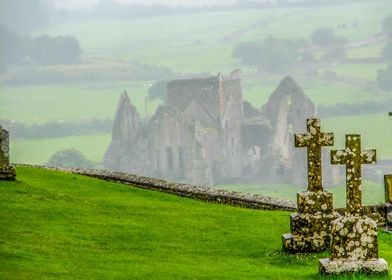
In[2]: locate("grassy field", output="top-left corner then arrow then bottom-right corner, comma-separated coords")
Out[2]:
10,133 -> 111,165
35,1 -> 391,72
1,166 -> 392,279
0,82 -> 159,123
323,112 -> 392,159
1,0 -> 390,124
1,1 -> 392,186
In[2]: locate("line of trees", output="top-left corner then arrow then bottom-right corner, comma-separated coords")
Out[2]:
233,26 -> 348,73
1,119 -> 111,139
233,36 -> 312,72
0,25 -> 82,72
377,15 -> 392,91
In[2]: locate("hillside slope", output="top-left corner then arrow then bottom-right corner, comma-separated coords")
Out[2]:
0,167 -> 391,279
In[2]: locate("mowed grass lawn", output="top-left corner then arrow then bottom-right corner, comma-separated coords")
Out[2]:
1,167 -> 392,279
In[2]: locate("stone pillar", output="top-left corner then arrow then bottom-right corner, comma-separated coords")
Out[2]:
0,126 -> 16,180
384,174 -> 392,232
282,119 -> 339,253
319,134 -> 388,275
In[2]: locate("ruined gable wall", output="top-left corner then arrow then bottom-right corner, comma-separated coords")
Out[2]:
145,106 -> 195,180
217,70 -> 244,179
260,77 -> 316,184
103,92 -> 141,171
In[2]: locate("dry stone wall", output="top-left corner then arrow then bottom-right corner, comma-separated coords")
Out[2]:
14,165 -> 389,225
16,164 -> 296,211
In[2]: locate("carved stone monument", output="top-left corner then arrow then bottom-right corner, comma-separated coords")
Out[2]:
319,134 -> 388,275
384,174 -> 392,232
0,126 -> 16,180
282,119 -> 338,253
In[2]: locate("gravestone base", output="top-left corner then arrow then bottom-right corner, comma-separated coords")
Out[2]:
0,165 -> 16,180
319,215 -> 389,275
283,233 -> 331,253
319,258 -> 388,275
282,190 -> 339,253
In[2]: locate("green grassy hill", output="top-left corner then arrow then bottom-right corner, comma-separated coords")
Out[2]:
1,167 -> 392,279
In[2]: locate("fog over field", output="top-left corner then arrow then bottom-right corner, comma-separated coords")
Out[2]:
50,0 -> 238,10
1,0 -> 392,204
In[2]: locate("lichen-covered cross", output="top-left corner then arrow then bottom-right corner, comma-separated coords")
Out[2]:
331,134 -> 376,215
295,119 -> 334,192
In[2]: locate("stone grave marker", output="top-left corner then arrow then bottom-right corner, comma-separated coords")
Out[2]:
384,175 -> 392,232
282,118 -> 339,253
0,126 -> 16,180
319,134 -> 388,275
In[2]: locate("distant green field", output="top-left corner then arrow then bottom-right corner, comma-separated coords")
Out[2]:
1,166 -> 391,279
35,1 -> 391,73
327,63 -> 387,81
216,180 -> 384,209
10,133 -> 111,165
323,112 -> 392,159
0,82 -> 158,123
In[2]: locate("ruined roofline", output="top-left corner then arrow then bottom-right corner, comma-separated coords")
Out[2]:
218,69 -> 241,82
167,69 -> 241,87
167,75 -> 219,87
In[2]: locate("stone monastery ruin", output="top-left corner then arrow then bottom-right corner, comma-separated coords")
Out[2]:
104,70 -> 339,186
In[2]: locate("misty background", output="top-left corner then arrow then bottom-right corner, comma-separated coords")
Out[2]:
1,0 -> 392,206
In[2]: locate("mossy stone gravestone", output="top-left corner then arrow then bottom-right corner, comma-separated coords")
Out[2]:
0,126 -> 16,180
282,119 -> 339,253
319,134 -> 388,275
384,174 -> 392,232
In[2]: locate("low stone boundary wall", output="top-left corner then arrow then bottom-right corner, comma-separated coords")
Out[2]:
14,165 -> 388,226
16,164 -> 297,211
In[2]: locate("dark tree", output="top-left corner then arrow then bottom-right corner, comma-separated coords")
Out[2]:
233,36 -> 308,72
148,80 -> 169,101
322,46 -> 347,62
311,28 -> 335,47
377,64 -> 392,91
382,41 -> 392,61
30,35 -> 82,65
0,25 -> 27,65
48,149 -> 93,168
232,41 -> 262,65
311,27 -> 347,47
383,15 -> 392,37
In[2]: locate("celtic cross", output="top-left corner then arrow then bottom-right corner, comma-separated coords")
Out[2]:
295,119 -> 334,192
331,134 -> 376,215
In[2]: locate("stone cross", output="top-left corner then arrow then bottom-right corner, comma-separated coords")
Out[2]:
331,134 -> 376,215
0,126 -> 10,167
295,118 -> 334,192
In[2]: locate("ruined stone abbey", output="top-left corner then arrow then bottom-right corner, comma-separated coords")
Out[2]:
104,70 -> 338,186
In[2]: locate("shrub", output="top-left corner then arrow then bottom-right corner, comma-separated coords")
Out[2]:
47,149 -> 94,168
377,64 -> 392,91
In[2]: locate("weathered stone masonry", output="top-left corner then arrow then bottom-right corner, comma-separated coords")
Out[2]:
0,126 -> 16,180
282,119 -> 339,253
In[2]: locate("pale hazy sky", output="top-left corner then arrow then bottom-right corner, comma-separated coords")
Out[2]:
50,0 -> 238,10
